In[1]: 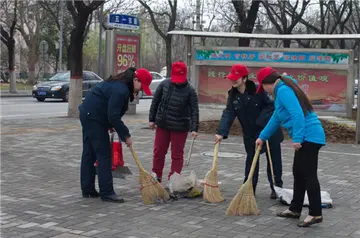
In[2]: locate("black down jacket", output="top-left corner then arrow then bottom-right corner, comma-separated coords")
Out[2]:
217,80 -> 283,149
149,79 -> 199,132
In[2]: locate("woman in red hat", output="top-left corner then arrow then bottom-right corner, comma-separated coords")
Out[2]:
149,61 -> 199,184
255,67 -> 326,227
79,67 -> 152,203
215,64 -> 284,199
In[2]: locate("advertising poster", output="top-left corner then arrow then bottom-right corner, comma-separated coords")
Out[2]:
198,66 -> 348,112
115,34 -> 140,73
196,50 -> 350,65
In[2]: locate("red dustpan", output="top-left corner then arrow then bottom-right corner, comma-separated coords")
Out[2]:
94,131 -> 132,179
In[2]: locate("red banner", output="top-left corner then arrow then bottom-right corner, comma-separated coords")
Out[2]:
198,66 -> 348,112
115,34 -> 140,73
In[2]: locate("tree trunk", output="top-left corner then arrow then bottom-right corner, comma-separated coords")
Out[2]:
27,47 -> 37,85
8,38 -> 17,93
283,39 -> 291,48
321,40 -> 328,48
238,38 -> 251,47
237,22 -> 256,47
67,45 -> 71,70
67,14 -> 88,118
165,37 -> 172,77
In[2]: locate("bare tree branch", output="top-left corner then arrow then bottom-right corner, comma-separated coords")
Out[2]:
0,25 -> 9,44
67,1 -> 78,22
137,0 -> 167,39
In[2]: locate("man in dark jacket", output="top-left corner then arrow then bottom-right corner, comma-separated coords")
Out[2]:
215,64 -> 283,198
79,68 -> 152,203
149,61 -> 199,183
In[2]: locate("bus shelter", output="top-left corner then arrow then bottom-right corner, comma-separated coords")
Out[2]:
167,31 -> 360,144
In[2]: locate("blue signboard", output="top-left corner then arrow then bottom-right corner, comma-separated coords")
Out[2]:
107,14 -> 140,30
196,50 -> 349,65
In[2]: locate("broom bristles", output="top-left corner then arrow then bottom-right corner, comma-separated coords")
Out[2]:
226,180 -> 259,216
203,169 -> 224,203
129,146 -> 170,204
139,170 -> 170,204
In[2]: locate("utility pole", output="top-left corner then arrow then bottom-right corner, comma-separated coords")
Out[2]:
194,0 -> 201,46
356,41 -> 360,144
98,4 -> 104,78
58,0 -> 64,71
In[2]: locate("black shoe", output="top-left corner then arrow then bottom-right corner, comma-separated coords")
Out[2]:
297,216 -> 323,227
82,190 -> 100,198
270,190 -> 277,199
276,210 -> 301,219
101,194 -> 125,203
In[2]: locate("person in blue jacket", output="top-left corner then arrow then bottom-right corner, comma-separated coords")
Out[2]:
215,64 -> 284,198
255,67 -> 326,227
78,67 -> 152,203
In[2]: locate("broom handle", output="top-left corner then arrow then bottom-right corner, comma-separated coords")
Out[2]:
185,138 -> 196,166
129,145 -> 145,170
266,140 -> 276,185
247,146 -> 261,179
212,142 -> 220,170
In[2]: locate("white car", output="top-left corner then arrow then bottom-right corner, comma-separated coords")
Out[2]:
138,71 -> 167,99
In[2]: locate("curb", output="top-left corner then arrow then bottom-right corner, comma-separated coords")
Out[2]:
0,94 -> 32,98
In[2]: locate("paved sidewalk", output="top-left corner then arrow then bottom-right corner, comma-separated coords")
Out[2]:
1,115 -> 360,238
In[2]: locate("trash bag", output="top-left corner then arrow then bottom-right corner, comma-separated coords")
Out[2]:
274,186 -> 333,208
168,171 -> 203,198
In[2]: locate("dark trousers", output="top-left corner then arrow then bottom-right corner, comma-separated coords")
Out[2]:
289,141 -> 323,216
152,127 -> 188,181
244,139 -> 283,192
80,113 -> 114,197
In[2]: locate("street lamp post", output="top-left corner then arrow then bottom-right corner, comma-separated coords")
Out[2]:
356,43 -> 360,144
58,0 -> 64,71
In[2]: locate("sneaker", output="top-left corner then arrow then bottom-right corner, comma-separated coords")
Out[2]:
151,172 -> 162,183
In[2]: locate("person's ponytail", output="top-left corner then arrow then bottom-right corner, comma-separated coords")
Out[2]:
280,76 -> 313,116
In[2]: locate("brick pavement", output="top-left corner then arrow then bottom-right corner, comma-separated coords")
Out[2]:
1,114 -> 360,238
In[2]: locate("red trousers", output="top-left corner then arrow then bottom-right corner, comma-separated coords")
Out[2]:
152,127 -> 188,181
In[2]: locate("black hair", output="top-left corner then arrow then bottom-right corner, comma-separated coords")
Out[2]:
262,72 -> 313,115
106,67 -> 137,102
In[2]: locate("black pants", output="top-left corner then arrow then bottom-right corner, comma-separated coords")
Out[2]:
80,112 -> 114,198
289,141 -> 323,216
244,140 -> 283,192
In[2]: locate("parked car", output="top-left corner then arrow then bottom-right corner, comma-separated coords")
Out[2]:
137,71 -> 166,99
32,71 -> 103,102
355,78 -> 358,96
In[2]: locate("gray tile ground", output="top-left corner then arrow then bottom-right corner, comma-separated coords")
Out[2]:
1,114 -> 360,238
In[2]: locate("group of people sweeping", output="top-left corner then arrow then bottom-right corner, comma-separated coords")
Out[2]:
78,61 -> 325,228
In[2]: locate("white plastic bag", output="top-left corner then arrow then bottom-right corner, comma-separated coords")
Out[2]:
274,186 -> 333,207
168,170 -> 202,194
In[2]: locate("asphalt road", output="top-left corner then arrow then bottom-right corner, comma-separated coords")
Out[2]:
0,97 -> 153,120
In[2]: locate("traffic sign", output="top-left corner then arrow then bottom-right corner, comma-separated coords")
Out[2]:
39,40 -> 49,54
39,53 -> 49,62
106,14 -> 140,30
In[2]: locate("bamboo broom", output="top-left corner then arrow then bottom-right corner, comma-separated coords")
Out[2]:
129,145 -> 170,204
226,145 -> 261,216
203,142 -> 224,203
